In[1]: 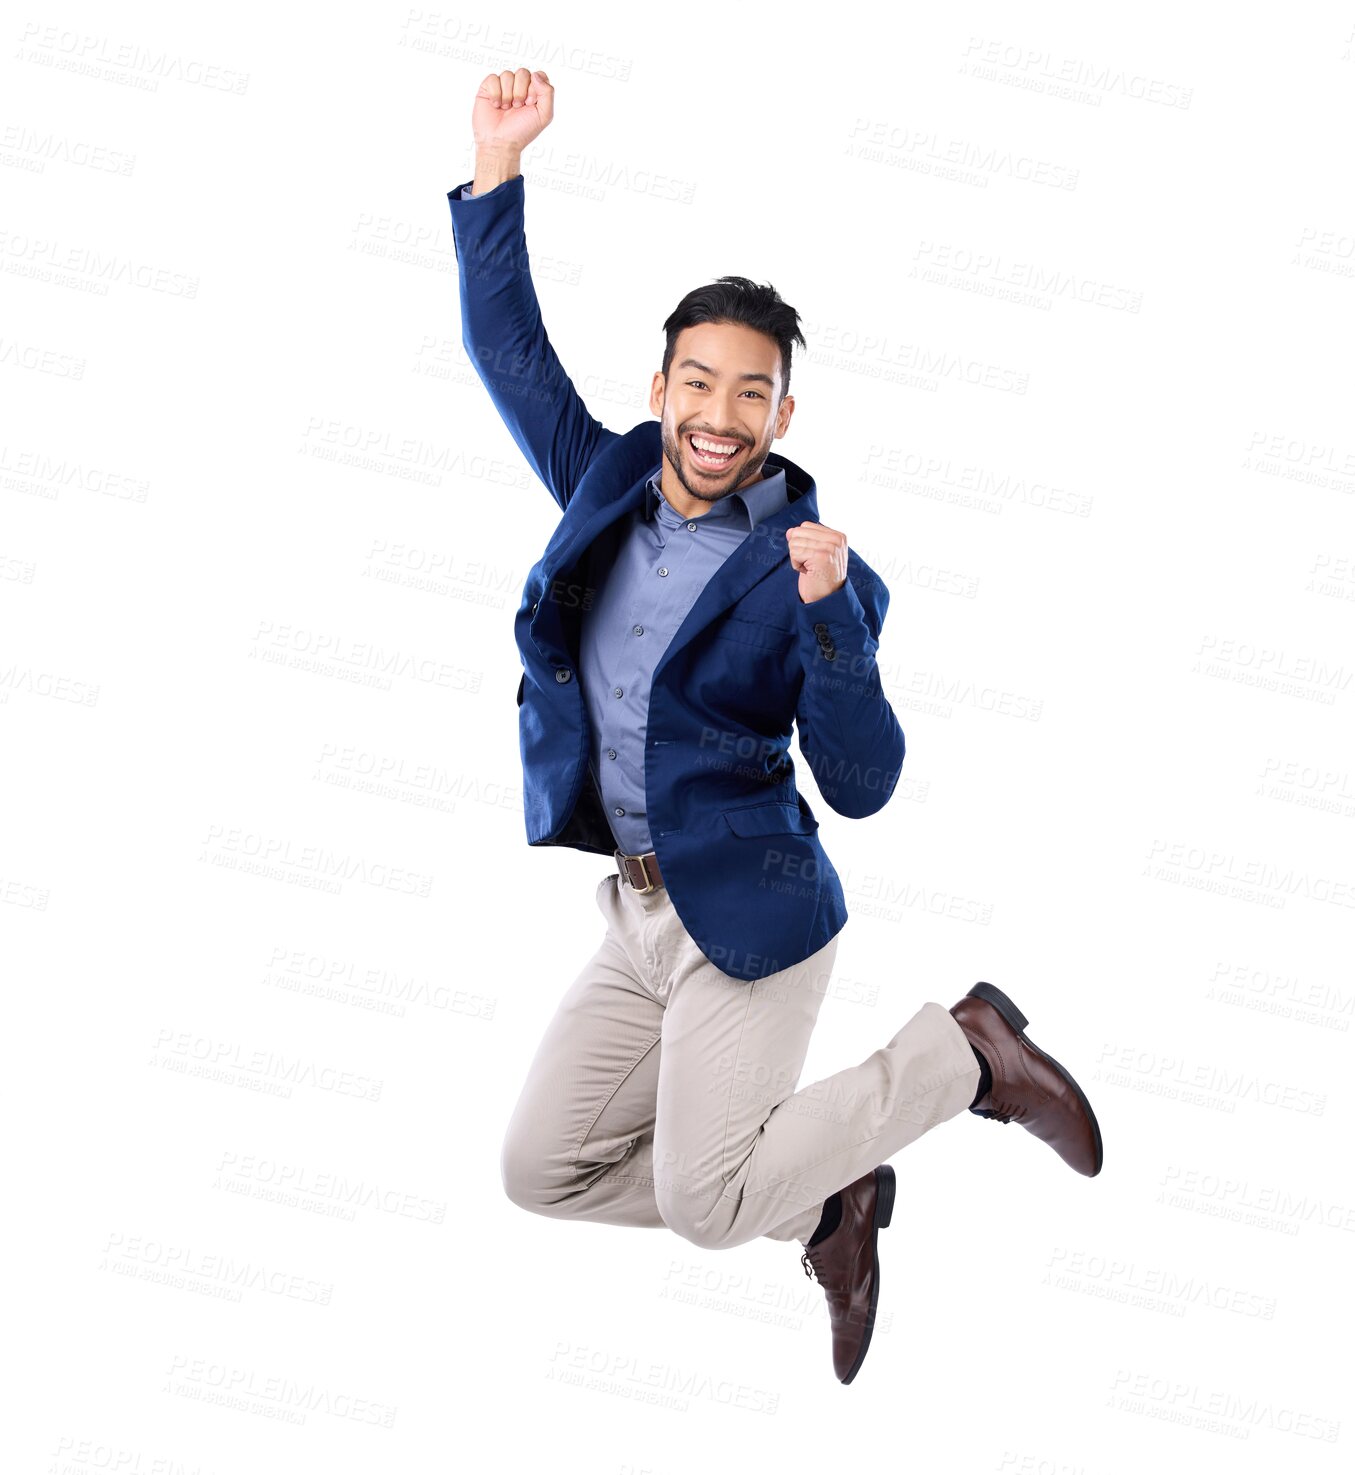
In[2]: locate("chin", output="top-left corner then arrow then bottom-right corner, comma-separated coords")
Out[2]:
682,465 -> 742,502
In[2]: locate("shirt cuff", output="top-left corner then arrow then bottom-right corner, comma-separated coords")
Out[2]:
448,178 -> 519,203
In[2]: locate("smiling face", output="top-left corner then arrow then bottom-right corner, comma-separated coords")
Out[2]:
649,321 -> 795,512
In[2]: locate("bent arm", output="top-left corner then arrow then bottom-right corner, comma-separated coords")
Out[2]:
448,171 -> 613,511
793,569 -> 906,818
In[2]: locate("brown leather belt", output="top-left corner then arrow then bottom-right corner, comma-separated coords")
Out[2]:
614,848 -> 663,893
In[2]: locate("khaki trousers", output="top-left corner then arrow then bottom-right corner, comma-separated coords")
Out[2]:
500,870 -> 982,1249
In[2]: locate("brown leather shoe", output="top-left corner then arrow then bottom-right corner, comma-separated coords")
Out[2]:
950,981 -> 1104,1177
799,1165 -> 895,1384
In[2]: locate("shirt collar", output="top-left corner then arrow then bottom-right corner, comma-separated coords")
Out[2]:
645,465 -> 789,530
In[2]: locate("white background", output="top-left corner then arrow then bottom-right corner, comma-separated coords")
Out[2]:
4,2 -> 1353,1470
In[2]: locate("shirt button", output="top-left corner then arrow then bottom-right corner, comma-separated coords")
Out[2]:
555,669 -> 571,683
613,686 -> 623,698
633,624 -> 644,636
607,748 -> 617,759
614,807 -> 625,816
686,521 -> 696,531
657,566 -> 669,577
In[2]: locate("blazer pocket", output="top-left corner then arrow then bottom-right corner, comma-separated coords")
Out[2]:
711,615 -> 796,652
722,800 -> 819,837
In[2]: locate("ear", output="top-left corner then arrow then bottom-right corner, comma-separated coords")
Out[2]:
649,370 -> 666,418
773,392 -> 795,440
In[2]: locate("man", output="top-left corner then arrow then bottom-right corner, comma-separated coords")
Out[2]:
448,67 -> 1103,1385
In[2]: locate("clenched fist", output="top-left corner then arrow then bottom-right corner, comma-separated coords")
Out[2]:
472,67 -> 555,156
787,521 -> 849,604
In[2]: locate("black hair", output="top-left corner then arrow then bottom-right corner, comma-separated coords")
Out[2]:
661,276 -> 806,401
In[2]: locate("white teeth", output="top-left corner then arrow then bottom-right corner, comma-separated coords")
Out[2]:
691,435 -> 737,456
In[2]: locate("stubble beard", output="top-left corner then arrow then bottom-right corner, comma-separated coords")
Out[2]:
660,417 -> 769,507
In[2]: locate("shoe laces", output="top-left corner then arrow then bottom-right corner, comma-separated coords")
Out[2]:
801,1243 -> 852,1318
974,1097 -> 1028,1125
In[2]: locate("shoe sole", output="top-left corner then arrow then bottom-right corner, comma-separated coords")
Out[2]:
840,1164 -> 895,1385
967,981 -> 1105,1177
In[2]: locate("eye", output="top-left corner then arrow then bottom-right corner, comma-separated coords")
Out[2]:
686,379 -> 708,390
741,390 -> 764,399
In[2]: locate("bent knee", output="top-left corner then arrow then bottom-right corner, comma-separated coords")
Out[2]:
655,1184 -> 733,1249
499,1129 -> 555,1213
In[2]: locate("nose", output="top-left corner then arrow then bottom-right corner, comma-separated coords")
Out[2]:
704,394 -> 747,439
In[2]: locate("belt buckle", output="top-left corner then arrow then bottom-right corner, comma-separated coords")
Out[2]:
617,849 -> 656,894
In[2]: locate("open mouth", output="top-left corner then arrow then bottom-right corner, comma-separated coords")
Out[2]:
686,432 -> 745,473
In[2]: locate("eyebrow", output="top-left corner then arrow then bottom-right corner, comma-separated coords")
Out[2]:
676,357 -> 776,389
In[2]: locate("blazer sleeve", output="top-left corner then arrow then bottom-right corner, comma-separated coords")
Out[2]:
447,175 -> 615,512
792,563 -> 906,818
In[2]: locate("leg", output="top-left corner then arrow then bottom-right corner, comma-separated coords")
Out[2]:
650,916 -> 980,1251
498,875 -> 668,1228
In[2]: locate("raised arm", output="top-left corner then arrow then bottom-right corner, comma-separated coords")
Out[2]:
448,68 -> 614,512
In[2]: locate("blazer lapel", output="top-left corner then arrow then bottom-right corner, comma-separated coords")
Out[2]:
542,422 -> 662,577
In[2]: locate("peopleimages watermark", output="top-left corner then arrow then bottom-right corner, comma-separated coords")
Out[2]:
1145,837 -> 1355,910
1192,635 -> 1350,704
0,335 -> 85,378
959,36 -> 1193,109
0,123 -> 137,176
860,443 -> 1092,517
1158,1163 -> 1355,1237
199,823 -> 436,898
910,240 -> 1142,314
656,1257 -> 890,1336
151,1027 -> 384,1102
1243,429 -> 1355,493
1043,1246 -> 1275,1319
396,14 -> 633,83
99,1230 -> 334,1306
0,227 -> 199,298
1108,1369 -> 1339,1442
1206,958 -> 1352,1032
0,440 -> 149,501
165,1353 -> 396,1427
545,1340 -> 778,1414
214,1149 -> 447,1225
845,117 -> 1079,191
262,941 -> 497,1021
17,24 -> 250,94
1093,1045 -> 1325,1116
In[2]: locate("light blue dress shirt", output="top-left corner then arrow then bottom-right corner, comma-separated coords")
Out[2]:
582,468 -> 790,855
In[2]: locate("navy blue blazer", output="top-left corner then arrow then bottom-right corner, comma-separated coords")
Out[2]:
448,174 -> 907,982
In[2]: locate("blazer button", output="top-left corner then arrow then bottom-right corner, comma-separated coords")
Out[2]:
530,601 -> 538,613
555,668 -> 572,683
813,622 -> 828,634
